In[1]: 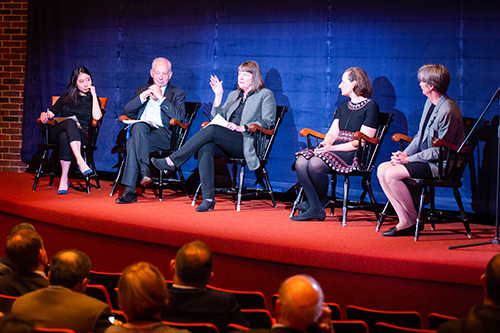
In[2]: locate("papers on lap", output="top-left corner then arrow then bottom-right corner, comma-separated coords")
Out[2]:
122,119 -> 159,129
207,114 -> 228,128
54,115 -> 82,128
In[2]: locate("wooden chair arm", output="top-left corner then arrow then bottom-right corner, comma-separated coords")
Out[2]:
119,115 -> 132,122
249,123 -> 273,135
170,118 -> 189,129
91,119 -> 100,127
432,138 -> 470,152
299,128 -> 326,139
392,133 -> 413,143
37,118 -> 56,125
353,131 -> 380,144
201,121 -> 210,128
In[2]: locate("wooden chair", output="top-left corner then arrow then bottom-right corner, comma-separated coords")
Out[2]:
110,101 -> 201,201
427,313 -> 457,330
32,96 -> 108,193
162,321 -> 219,333
0,293 -> 17,314
192,106 -> 288,211
291,112 -> 394,226
207,285 -> 268,310
346,305 -> 422,333
376,117 -> 487,240
375,322 -> 437,333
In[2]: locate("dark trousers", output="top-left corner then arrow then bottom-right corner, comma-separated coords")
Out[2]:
49,119 -> 87,161
122,122 -> 171,188
170,125 -> 244,199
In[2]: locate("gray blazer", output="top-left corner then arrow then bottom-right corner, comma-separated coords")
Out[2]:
405,94 -> 464,177
212,88 -> 276,170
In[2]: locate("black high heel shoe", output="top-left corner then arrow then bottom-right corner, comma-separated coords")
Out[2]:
196,199 -> 215,212
290,208 -> 326,221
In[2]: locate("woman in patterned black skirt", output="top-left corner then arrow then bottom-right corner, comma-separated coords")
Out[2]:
292,67 -> 379,221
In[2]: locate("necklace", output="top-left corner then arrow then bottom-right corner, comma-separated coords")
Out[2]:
348,98 -> 371,110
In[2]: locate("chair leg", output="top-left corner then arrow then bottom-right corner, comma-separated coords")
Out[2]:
429,187 -> 436,230
330,174 -> 337,217
192,183 -> 202,206
290,187 -> 304,218
364,176 -> 380,221
453,187 -> 472,238
236,166 -> 245,212
33,149 -> 48,191
261,167 -> 277,208
176,167 -> 189,197
414,186 -> 426,241
110,156 -> 126,197
342,176 -> 349,227
376,201 -> 390,232
158,169 -> 163,202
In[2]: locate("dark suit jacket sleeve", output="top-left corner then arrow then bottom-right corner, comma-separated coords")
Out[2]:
93,304 -> 112,333
160,85 -> 186,122
123,86 -> 149,119
226,293 -> 250,328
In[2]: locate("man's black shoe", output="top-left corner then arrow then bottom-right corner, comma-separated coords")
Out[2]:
115,190 -> 138,204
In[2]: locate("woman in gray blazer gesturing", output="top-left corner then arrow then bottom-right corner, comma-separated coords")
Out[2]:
152,61 -> 276,212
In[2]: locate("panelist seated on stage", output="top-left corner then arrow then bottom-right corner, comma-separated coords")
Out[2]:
377,64 -> 464,237
292,67 -> 379,222
0,229 -> 49,296
152,60 -> 276,212
39,66 -> 103,195
104,262 -> 190,333
115,57 -> 186,204
246,275 -> 333,333
161,240 -> 249,333
12,249 -> 112,333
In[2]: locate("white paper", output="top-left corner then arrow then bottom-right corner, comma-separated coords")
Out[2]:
54,115 -> 82,128
122,119 -> 159,129
208,114 -> 229,128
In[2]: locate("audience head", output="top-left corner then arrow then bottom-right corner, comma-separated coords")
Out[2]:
118,262 -> 169,322
343,67 -> 373,98
238,60 -> 265,93
0,314 -> 35,333
150,57 -> 172,88
8,223 -> 35,238
417,64 -> 450,95
49,249 -> 91,291
172,240 -> 213,288
275,274 -> 324,331
461,303 -> 500,333
5,229 -> 47,274
482,253 -> 500,306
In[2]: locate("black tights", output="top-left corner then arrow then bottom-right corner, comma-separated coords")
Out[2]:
295,156 -> 331,210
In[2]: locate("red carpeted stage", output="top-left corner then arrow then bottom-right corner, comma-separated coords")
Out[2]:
1,171 -> 499,327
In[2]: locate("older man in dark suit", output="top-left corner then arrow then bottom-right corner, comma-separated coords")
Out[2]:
116,57 -> 186,204
0,229 -> 49,296
161,241 -> 249,333
12,249 -> 111,333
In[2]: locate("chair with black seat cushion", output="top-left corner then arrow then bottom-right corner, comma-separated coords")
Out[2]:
346,305 -> 422,333
89,270 -> 121,310
241,309 -> 273,329
375,322 -> 437,333
291,112 -> 393,226
32,96 -> 108,193
376,117 -> 487,240
192,105 -> 288,211
162,321 -> 220,333
110,101 -> 201,201
427,313 -> 457,330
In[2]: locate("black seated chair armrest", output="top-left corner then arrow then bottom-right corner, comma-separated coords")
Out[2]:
170,117 -> 189,129
353,131 -> 380,145
299,128 -> 325,139
432,138 -> 465,152
392,133 -> 413,143
248,123 -> 273,135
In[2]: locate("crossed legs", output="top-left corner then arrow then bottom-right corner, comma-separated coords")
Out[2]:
377,161 -> 417,230
294,156 -> 330,219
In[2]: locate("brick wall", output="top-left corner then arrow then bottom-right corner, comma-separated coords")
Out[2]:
0,0 -> 27,172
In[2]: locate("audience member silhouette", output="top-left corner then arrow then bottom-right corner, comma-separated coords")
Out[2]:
0,314 -> 36,333
0,229 -> 49,296
161,240 -> 249,332
0,223 -> 37,275
104,262 -> 190,333
12,249 -> 111,333
246,274 -> 333,333
438,253 -> 500,333
461,304 -> 500,333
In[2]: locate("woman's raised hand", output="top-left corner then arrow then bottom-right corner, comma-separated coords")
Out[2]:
89,85 -> 97,96
210,75 -> 223,96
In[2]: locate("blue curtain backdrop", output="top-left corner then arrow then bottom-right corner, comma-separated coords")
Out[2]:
22,0 -> 500,215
